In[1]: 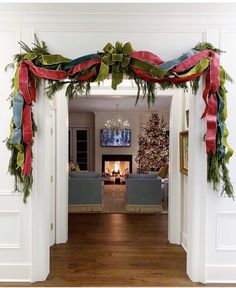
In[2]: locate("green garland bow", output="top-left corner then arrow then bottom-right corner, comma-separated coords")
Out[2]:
96,41 -> 133,89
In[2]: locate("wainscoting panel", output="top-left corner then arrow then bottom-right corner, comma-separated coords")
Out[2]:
217,212 -> 236,251
0,211 -> 21,249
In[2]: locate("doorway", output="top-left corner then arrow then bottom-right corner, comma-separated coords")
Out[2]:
31,87 -> 192,284
50,86 -> 184,279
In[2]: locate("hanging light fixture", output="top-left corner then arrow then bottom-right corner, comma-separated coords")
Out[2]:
104,104 -> 130,131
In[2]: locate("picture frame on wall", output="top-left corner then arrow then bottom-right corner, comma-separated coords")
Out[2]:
179,130 -> 189,176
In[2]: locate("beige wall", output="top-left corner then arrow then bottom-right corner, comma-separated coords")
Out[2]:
69,110 -> 170,174
94,111 -> 141,173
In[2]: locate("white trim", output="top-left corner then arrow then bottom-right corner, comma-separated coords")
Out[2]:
182,232 -> 187,252
1,5 -> 236,26
0,263 -> 31,282
55,89 -> 68,244
0,191 -> 21,196
206,265 -> 236,283
186,82 -> 207,283
168,90 -> 183,245
31,85 -> 50,282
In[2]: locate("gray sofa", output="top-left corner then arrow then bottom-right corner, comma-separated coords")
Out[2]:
126,174 -> 162,213
69,171 -> 103,212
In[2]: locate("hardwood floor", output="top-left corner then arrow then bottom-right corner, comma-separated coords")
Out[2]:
1,213 -> 235,287
102,184 -> 126,213
45,213 -> 200,286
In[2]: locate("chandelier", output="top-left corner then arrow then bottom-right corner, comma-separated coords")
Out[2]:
105,104 -> 130,131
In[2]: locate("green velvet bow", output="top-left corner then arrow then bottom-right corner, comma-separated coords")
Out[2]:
95,41 -> 133,89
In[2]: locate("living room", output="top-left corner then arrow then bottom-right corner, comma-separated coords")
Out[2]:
68,87 -> 170,214
1,2 -> 236,285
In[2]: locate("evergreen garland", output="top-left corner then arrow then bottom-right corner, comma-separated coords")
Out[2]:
4,37 -> 234,201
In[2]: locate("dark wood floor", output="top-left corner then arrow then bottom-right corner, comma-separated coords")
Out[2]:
39,213 -> 199,287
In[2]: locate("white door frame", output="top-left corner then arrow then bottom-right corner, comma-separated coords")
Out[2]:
54,89 -> 183,245
31,87 -> 206,282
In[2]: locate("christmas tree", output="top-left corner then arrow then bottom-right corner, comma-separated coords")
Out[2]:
136,113 -> 169,173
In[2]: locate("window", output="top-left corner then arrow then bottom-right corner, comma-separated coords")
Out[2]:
69,127 -> 89,171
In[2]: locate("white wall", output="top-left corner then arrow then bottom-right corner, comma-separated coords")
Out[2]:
0,29 -> 32,281
204,27 -> 236,283
94,111 -> 141,173
0,3 -> 236,283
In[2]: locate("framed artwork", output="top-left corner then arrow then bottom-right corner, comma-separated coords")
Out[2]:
179,130 -> 189,175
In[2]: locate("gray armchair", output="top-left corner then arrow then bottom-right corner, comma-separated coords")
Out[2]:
69,171 -> 103,212
126,174 -> 162,213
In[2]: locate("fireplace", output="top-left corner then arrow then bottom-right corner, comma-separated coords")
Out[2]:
102,154 -> 132,176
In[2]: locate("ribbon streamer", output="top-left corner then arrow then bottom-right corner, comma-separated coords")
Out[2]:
22,105 -> 33,176
12,92 -> 24,145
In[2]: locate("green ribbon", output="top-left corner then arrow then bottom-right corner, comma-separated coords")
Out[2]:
23,52 -> 37,61
130,58 -> 168,79
220,66 -> 228,122
9,119 -> 24,169
13,66 -> 19,96
94,61 -> 109,83
219,66 -> 233,163
94,41 -> 133,89
9,118 -> 14,140
15,144 -> 24,169
39,54 -> 71,65
178,58 -> 210,77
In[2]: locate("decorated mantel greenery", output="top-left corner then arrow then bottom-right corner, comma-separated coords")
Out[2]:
5,36 -> 234,202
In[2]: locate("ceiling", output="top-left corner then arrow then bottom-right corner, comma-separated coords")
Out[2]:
68,80 -> 172,112
69,95 -> 172,113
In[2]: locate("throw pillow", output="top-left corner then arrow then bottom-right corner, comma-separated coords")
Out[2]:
158,164 -> 169,179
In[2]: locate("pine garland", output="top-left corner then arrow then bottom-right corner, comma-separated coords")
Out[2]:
4,37 -> 234,201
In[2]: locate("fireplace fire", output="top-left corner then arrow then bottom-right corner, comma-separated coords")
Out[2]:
102,154 -> 132,177
104,160 -> 130,176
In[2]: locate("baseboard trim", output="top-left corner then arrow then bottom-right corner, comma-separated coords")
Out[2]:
126,204 -> 162,213
206,265 -> 236,283
0,263 -> 31,282
69,204 -> 102,213
181,232 -> 187,252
